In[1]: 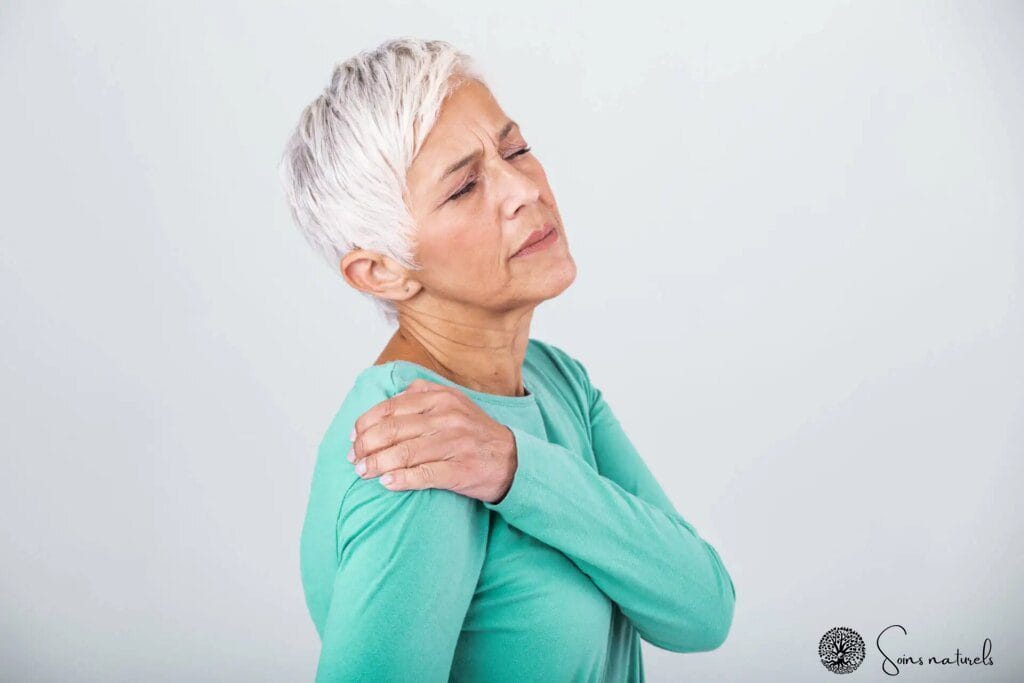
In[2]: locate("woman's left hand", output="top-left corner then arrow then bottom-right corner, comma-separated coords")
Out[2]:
348,378 -> 518,503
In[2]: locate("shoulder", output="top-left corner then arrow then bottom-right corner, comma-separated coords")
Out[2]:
325,362 -> 485,529
305,364 -> 403,528
301,363 -> 404,613
527,337 -> 598,411
528,337 -> 593,386
306,363 -> 407,546
319,364 -> 400,451
301,362 -> 489,623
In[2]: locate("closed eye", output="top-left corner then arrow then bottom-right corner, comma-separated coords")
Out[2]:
448,146 -> 533,202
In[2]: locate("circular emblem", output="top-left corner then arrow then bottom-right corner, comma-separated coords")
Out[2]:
819,626 -> 866,674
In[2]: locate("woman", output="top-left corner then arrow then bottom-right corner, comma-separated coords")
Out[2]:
279,37 -> 736,682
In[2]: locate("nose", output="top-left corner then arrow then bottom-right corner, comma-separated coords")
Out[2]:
495,157 -> 541,220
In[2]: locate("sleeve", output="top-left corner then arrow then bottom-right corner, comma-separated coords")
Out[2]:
483,354 -> 736,653
313,381 -> 489,681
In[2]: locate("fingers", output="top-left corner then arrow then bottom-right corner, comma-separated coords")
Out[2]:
353,379 -> 451,432
353,431 -> 453,481
380,459 -> 460,492
352,379 -> 460,454
352,411 -> 438,462
347,378 -> 471,492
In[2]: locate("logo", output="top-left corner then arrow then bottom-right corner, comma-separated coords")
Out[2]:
876,624 -> 994,675
819,626 -> 867,674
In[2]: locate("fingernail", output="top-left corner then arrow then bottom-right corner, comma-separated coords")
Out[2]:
380,473 -> 393,486
349,427 -> 356,442
355,460 -> 367,475
346,448 -> 355,463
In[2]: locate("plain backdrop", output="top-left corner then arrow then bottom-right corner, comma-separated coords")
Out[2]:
1,1 -> 1022,681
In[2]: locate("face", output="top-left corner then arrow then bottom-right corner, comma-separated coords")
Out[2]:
362,78 -> 576,318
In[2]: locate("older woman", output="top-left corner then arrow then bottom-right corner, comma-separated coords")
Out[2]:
279,37 -> 736,682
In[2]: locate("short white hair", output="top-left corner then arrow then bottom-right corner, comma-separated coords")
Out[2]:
278,37 -> 487,325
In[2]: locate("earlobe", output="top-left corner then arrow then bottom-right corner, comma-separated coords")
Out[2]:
377,277 -> 421,303
397,280 -> 423,300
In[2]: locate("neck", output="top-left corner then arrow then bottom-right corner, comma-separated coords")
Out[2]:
381,302 -> 534,397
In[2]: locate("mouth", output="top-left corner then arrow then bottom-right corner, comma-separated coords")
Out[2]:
512,223 -> 558,258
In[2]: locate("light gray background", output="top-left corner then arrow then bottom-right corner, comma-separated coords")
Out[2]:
2,1 -> 1021,681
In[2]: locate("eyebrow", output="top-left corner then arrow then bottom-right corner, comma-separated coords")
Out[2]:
438,120 -> 518,184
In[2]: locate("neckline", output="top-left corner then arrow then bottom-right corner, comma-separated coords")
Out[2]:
360,358 -> 539,407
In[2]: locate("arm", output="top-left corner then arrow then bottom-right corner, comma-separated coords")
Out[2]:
483,354 -> 736,653
316,441 -> 488,681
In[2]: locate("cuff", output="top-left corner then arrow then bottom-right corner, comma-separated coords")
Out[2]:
483,425 -> 567,522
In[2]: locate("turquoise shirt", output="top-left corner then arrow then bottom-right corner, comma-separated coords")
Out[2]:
300,338 -> 736,681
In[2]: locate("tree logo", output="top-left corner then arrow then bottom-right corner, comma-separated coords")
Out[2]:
819,626 -> 866,674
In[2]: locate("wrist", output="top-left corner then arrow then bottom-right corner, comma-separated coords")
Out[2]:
491,426 -> 518,504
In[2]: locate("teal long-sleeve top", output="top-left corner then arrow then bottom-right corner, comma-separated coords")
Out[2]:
300,338 -> 736,682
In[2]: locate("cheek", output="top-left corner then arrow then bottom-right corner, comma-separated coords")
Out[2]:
416,217 -> 505,280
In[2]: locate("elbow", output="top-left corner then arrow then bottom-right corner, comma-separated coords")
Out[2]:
682,592 -> 737,653
649,577 -> 736,654
700,569 -> 736,651
707,571 -> 737,650
689,545 -> 737,652
702,589 -> 736,651
690,590 -> 736,653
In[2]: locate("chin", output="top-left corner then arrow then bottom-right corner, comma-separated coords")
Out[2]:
497,253 -> 577,309
537,254 -> 578,299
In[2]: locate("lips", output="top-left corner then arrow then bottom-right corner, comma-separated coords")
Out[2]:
513,223 -> 556,257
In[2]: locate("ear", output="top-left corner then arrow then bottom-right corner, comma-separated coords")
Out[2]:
340,249 -> 423,302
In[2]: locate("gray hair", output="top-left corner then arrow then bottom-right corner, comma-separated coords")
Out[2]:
277,37 -> 487,325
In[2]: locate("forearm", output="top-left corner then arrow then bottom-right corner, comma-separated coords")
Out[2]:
484,426 -> 735,652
